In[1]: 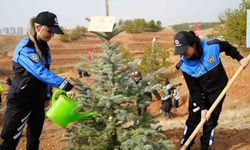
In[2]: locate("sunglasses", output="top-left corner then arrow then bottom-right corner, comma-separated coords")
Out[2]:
46,28 -> 54,34
38,25 -> 53,34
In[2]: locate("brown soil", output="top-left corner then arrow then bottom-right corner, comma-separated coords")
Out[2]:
164,128 -> 250,150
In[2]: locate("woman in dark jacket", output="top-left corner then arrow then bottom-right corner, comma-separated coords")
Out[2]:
0,11 -> 74,150
174,31 -> 249,150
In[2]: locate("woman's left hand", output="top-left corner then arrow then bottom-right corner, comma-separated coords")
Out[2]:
240,57 -> 249,69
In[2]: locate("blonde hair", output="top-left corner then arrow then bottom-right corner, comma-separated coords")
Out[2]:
27,17 -> 46,64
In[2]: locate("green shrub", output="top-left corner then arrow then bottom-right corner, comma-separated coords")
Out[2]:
217,0 -> 249,46
59,34 -> 70,42
59,26 -> 87,42
122,19 -> 162,33
171,22 -> 221,32
137,44 -> 170,82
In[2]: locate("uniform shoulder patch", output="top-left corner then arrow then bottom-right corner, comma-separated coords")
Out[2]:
207,39 -> 220,45
28,53 -> 40,63
175,60 -> 183,70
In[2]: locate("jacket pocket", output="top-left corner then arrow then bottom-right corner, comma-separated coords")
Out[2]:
8,76 -> 30,95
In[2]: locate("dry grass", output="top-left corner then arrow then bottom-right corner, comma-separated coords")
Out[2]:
0,35 -> 24,54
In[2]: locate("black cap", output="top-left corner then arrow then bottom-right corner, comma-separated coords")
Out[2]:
174,31 -> 194,55
34,11 -> 64,34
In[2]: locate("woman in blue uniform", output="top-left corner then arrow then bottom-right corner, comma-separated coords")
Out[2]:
0,11 -> 74,150
174,31 -> 249,150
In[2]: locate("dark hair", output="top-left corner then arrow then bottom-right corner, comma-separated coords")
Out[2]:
188,31 -> 202,58
188,31 -> 200,46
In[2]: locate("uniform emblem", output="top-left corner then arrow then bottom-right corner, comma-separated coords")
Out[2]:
54,18 -> 59,26
175,40 -> 181,47
28,53 -> 39,63
208,56 -> 215,64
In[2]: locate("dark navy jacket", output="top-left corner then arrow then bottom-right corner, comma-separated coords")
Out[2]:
8,38 -> 71,107
176,39 -> 243,110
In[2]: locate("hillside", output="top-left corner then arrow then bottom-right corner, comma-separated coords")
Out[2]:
0,28 -> 174,74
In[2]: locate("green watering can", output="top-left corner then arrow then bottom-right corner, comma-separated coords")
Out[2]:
46,89 -> 97,127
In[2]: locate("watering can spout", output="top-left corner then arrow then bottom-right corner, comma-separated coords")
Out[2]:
70,111 -> 97,123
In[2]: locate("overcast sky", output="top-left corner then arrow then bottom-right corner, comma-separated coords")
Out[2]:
0,0 -> 242,29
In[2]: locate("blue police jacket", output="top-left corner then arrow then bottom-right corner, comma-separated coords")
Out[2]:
176,38 -> 244,110
13,37 -> 64,88
7,38 -> 72,106
179,39 -> 221,78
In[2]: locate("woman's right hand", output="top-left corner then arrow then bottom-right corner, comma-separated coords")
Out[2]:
66,90 -> 76,99
201,109 -> 210,122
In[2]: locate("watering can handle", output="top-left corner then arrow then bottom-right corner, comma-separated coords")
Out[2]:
52,89 -> 66,105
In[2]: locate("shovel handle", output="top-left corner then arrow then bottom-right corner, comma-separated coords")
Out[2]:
52,89 -> 66,105
181,53 -> 250,150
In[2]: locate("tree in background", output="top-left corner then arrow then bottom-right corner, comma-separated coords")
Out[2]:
122,19 -> 162,33
119,45 -> 134,64
65,28 -> 174,150
146,20 -> 162,32
137,40 -> 170,82
217,0 -> 250,47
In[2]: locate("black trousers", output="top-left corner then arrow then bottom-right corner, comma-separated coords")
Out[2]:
180,90 -> 226,150
0,102 -> 45,150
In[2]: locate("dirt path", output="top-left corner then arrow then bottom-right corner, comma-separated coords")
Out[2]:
16,121 -> 68,150
164,128 -> 250,150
